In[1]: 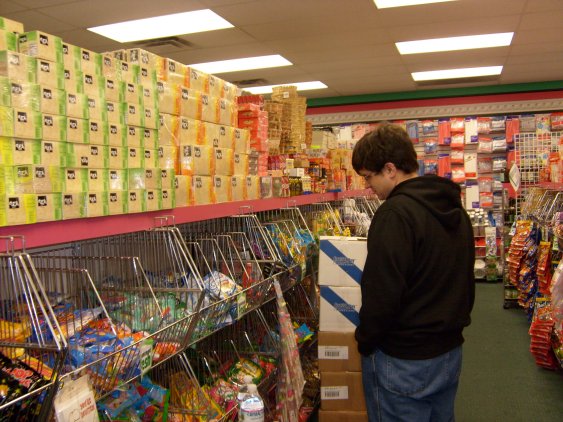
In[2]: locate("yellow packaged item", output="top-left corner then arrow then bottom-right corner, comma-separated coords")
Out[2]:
0,193 -> 34,226
127,189 -> 146,213
62,192 -> 86,220
37,60 -> 64,90
41,140 -> 65,167
145,189 -> 161,211
156,81 -> 180,115
192,175 -> 214,205
179,87 -> 201,120
126,125 -> 143,148
66,117 -> 88,144
62,43 -> 80,71
108,122 -> 126,146
108,169 -> 127,191
66,91 -> 89,119
213,175 -> 232,203
144,105 -> 158,129
42,114 -> 66,142
18,31 -> 63,62
158,145 -> 177,170
80,48 -> 102,75
143,128 -> 158,149
108,146 -> 127,169
82,72 -> 105,98
107,190 -> 127,215
84,191 -> 108,218
186,67 -> 209,93
40,86 -> 66,115
26,193 -> 62,222
214,148 -> 234,176
193,145 -> 214,176
234,153 -> 249,176
13,108 -> 42,139
88,119 -> 108,145
124,82 -> 142,104
125,102 -> 144,127
0,17 -> 24,34
174,175 -> 191,207
10,81 -> 40,111
159,113 -> 179,145
233,128 -> 250,154
231,175 -> 246,201
246,175 -> 260,200
161,188 -> 175,210
105,77 -> 125,103
0,51 -> 37,83
178,117 -> 202,145
200,93 -> 217,124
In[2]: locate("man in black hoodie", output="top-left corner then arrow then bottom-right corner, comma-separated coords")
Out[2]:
352,123 -> 475,422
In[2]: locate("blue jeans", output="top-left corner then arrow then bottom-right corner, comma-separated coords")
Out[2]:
361,347 -> 462,422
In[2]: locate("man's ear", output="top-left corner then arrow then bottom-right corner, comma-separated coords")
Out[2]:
385,162 -> 397,176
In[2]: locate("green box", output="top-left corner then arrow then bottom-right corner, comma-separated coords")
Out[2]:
0,76 -> 9,106
87,95 -> 107,121
126,189 -> 145,213
80,49 -> 102,75
67,117 -> 89,144
144,148 -> 158,169
101,54 -> 120,80
64,168 -> 88,193
37,59 -> 65,90
0,51 -> 37,83
25,192 -> 62,222
62,43 -> 81,72
144,168 -> 161,190
145,189 -> 161,211
108,123 -> 126,147
126,125 -> 143,147
144,105 -> 158,130
66,144 -> 90,167
161,188 -> 175,210
18,31 -> 63,62
62,191 -> 86,220
125,102 -> 144,127
42,113 -> 67,142
40,86 -> 66,115
10,81 -> 40,111
0,194 -> 35,226
14,108 -> 42,139
0,29 -> 17,51
107,190 -> 127,215
104,78 -> 125,103
142,85 -> 158,110
127,147 -> 144,168
143,128 -> 158,149
160,169 -> 175,190
41,140 -> 66,167
108,169 -> 127,191
0,105 -> 14,137
64,68 -> 84,93
66,91 -> 89,119
139,67 -> 157,89
108,146 -> 127,169
86,168 -> 109,192
89,119 -> 108,145
82,72 -> 105,98
119,61 -> 140,84
0,17 -> 24,34
0,137 -> 41,165
106,101 -> 126,125
13,164 -> 63,193
0,165 -> 16,194
128,168 -> 145,190
124,82 -> 142,104
84,191 -> 108,218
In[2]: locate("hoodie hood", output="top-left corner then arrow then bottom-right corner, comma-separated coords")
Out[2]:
388,175 -> 466,230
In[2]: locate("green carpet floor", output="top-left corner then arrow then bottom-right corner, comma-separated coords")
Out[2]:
456,283 -> 563,421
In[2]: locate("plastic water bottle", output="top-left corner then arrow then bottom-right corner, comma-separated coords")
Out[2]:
239,383 -> 264,422
237,375 -> 253,405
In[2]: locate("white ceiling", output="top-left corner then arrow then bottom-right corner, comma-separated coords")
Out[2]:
2,0 -> 562,100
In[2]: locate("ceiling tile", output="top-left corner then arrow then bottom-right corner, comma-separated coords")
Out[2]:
5,9 -> 76,33
0,1 -> 26,14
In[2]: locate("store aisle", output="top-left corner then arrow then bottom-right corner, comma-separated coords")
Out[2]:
456,283 -> 563,421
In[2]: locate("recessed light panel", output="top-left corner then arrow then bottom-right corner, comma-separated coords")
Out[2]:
411,66 -> 503,81
244,81 -> 328,95
88,9 -> 233,43
190,55 -> 292,74
374,0 -> 457,8
396,33 -> 514,55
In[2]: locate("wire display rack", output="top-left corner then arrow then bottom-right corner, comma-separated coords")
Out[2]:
513,131 -> 563,215
0,236 -> 67,421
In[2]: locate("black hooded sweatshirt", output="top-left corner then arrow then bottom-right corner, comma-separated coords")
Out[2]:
355,175 -> 475,359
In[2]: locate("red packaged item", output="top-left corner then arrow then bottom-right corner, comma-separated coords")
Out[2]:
438,118 -> 451,145
506,116 -> 520,143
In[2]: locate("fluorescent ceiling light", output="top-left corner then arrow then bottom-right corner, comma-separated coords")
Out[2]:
412,66 -> 503,81
396,32 -> 514,55
190,55 -> 292,74
374,0 -> 457,8
244,81 -> 328,95
88,9 -> 233,43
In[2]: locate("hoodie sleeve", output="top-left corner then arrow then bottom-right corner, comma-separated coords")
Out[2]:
355,207 -> 414,355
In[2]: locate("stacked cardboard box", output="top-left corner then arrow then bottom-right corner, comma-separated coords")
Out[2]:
318,236 -> 368,421
106,49 -> 246,206
0,22 -> 67,225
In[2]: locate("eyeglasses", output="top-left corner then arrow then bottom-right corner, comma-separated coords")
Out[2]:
362,171 -> 378,181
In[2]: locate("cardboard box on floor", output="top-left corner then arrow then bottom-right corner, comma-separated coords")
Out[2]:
320,371 -> 366,411
318,331 -> 361,372
318,410 -> 368,422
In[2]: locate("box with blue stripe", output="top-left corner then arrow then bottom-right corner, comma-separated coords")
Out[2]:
320,286 -> 362,332
319,236 -> 367,287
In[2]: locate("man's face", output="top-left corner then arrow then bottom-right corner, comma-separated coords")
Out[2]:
359,165 -> 394,200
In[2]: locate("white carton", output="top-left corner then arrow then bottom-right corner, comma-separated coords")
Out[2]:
320,286 -> 361,333
319,236 -> 367,287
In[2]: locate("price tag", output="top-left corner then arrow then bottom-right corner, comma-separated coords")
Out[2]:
139,340 -> 153,375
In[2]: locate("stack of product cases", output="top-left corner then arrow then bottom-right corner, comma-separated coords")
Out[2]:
0,15 -> 258,228
318,236 -> 368,421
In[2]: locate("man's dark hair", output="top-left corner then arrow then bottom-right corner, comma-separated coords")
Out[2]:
352,122 -> 419,174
